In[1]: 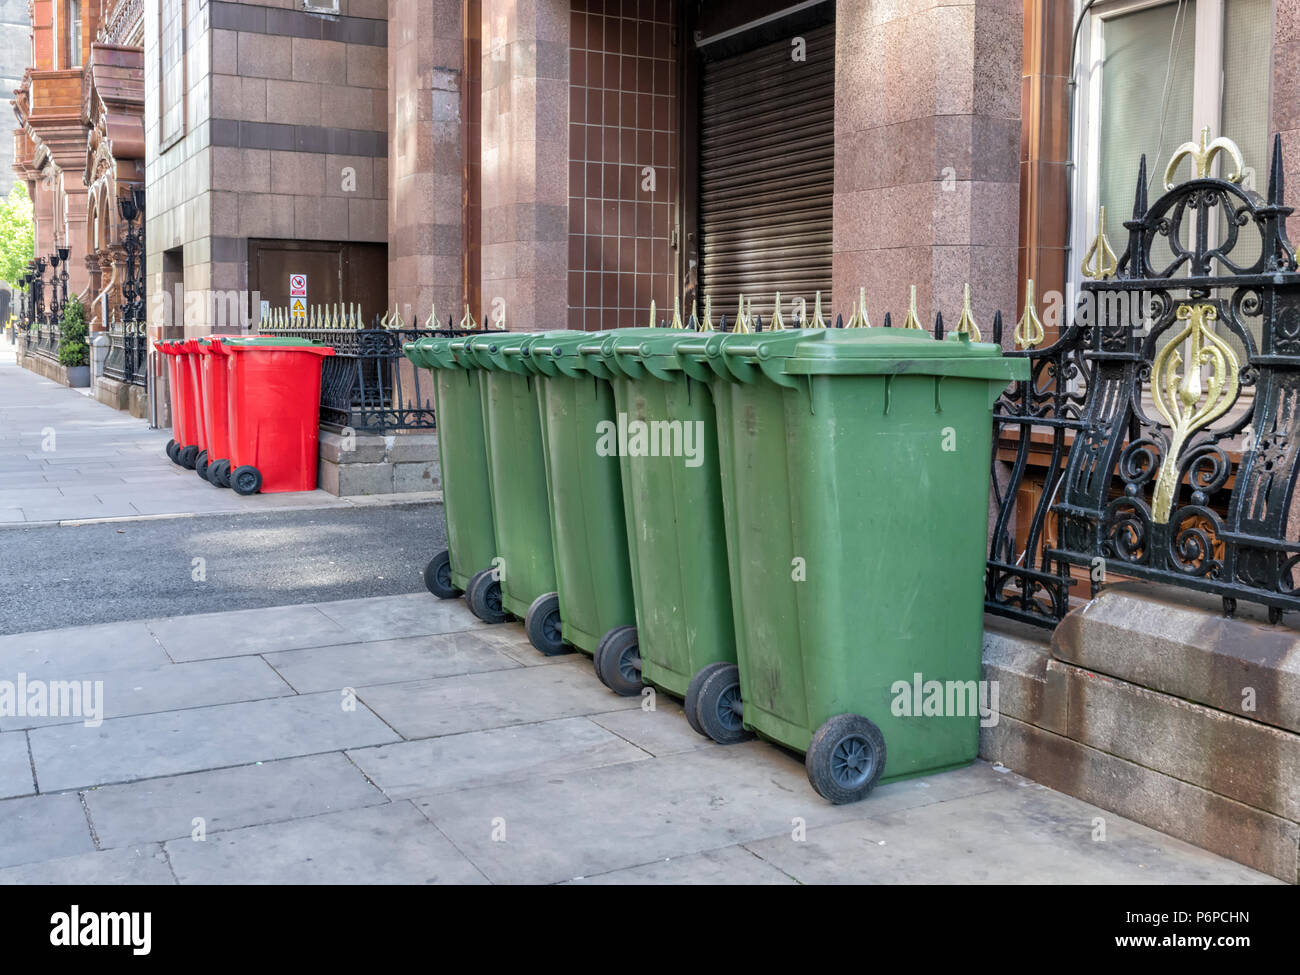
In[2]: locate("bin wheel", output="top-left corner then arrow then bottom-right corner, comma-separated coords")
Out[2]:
805,713 -> 886,805
231,465 -> 263,495
178,445 -> 199,469
195,450 -> 210,482
465,567 -> 509,624
165,439 -> 177,463
210,460 -> 231,488
695,664 -> 752,745
593,626 -> 641,696
685,662 -> 731,737
524,592 -> 566,655
423,549 -> 462,599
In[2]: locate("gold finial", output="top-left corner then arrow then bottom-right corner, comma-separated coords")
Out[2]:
648,299 -> 657,328
425,303 -> 438,330
700,295 -> 714,332
955,283 -> 981,342
671,293 -> 683,329
1149,303 -> 1240,523
1014,279 -> 1045,349
379,308 -> 389,328
846,287 -> 871,328
1081,205 -> 1118,280
1165,125 -> 1245,190
734,293 -> 752,334
901,285 -> 923,330
770,292 -> 785,331
813,291 -> 827,328
460,305 -> 477,331
690,299 -> 697,330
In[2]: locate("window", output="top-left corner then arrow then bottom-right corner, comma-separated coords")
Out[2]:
159,0 -> 186,149
301,0 -> 340,12
1074,0 -> 1273,282
67,1 -> 81,68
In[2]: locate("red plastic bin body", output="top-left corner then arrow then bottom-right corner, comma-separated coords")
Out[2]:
180,339 -> 208,455
155,340 -> 201,451
197,339 -> 233,466
225,343 -> 334,493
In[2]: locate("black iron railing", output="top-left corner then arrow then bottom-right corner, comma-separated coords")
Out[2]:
258,308 -> 476,431
988,133 -> 1300,626
103,321 -> 148,386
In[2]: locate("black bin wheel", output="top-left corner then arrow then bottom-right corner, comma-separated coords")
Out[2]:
231,464 -> 262,495
805,713 -> 886,804
165,439 -> 178,463
593,625 -> 640,696
178,444 -> 199,469
195,450 -> 210,482
423,549 -> 462,599
210,460 -> 231,488
694,663 -> 752,745
685,662 -> 730,737
465,567 -> 509,623
525,592 -> 566,655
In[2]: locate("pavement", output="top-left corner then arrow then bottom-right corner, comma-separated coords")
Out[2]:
0,341 -> 430,526
0,592 -> 1276,884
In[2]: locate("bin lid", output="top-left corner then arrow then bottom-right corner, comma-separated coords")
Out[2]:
699,329 -> 1030,382
224,336 -> 333,356
464,331 -> 571,374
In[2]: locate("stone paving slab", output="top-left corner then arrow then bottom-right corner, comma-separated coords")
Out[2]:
313,592 -> 493,643
146,604 -> 356,662
0,732 -> 33,799
0,793 -> 98,869
265,631 -> 520,694
347,716 -> 650,799
0,620 -> 170,674
568,845 -> 798,885
415,746 -> 995,885
28,692 -> 400,791
164,801 -> 489,884
0,844 -> 175,885
590,703 -> 714,757
356,658 -> 642,740
85,753 -> 388,848
1,657 -> 294,731
741,774 -> 1281,885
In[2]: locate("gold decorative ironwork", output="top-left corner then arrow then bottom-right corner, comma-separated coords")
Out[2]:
1164,126 -> 1245,190
648,299 -> 657,328
901,285 -> 923,330
1149,303 -> 1240,523
670,293 -> 684,329
700,295 -> 714,332
1081,205 -> 1118,280
955,283 -> 981,342
734,293 -> 753,334
769,292 -> 785,330
1014,279 -> 1045,349
846,287 -> 870,328
460,305 -> 478,331
812,291 -> 827,328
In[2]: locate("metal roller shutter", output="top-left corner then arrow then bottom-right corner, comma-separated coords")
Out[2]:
698,23 -> 834,319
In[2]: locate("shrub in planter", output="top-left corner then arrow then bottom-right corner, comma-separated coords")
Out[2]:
58,298 -> 88,368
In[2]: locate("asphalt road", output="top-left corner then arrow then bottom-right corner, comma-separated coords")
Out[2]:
0,504 -> 446,635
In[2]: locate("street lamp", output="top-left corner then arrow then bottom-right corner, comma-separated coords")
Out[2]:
47,251 -> 61,322
119,186 -> 145,323
57,246 -> 70,318
32,257 -> 46,323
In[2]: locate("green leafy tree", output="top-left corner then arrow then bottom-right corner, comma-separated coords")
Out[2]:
0,183 -> 36,288
58,298 -> 88,367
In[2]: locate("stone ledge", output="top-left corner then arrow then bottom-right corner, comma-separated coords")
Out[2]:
316,429 -> 440,497
981,715 -> 1298,884
1053,581 -> 1300,734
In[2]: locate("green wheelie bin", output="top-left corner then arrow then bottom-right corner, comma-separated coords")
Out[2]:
403,336 -> 498,601
523,330 -> 640,685
594,329 -> 747,727
461,332 -> 567,647
694,327 -> 1028,803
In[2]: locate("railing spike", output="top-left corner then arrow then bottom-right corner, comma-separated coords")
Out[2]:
955,283 -> 981,342
648,298 -> 657,329
934,310 -> 944,341
1014,279 -> 1044,349
901,285 -> 923,330
770,292 -> 785,331
701,295 -> 714,332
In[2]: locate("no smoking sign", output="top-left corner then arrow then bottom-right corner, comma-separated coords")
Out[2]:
289,274 -> 307,297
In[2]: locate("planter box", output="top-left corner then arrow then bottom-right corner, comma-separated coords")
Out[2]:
65,365 -> 90,387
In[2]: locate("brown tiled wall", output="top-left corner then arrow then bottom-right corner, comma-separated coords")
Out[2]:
567,0 -> 677,331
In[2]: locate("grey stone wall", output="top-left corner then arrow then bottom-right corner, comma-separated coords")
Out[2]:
0,0 -> 29,199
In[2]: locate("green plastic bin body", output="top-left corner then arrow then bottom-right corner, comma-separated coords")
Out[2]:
524,331 -> 639,656
597,330 -> 736,697
698,328 -> 1028,784
464,332 -> 564,619
403,337 -> 498,591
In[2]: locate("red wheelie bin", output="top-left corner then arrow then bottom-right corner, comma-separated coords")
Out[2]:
195,338 -> 234,487
224,337 -> 334,495
155,339 -> 202,469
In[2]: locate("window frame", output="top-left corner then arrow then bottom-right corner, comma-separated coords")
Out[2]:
1069,0 -> 1251,294
158,0 -> 188,153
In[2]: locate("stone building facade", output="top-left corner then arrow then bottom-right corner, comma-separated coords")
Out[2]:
0,0 -> 28,200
